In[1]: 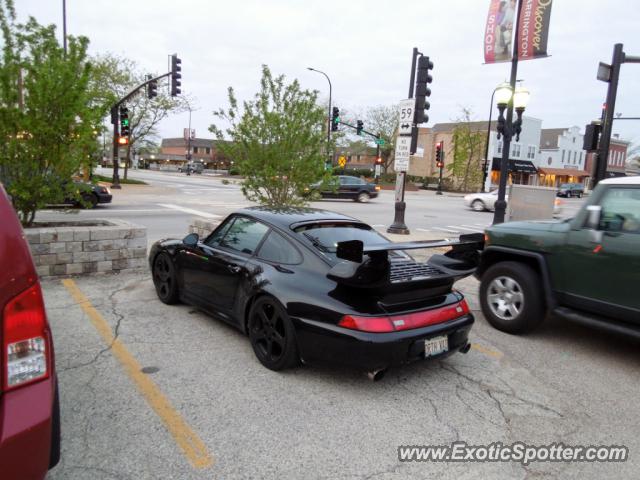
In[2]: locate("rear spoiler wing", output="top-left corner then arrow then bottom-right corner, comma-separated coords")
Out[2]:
327,233 -> 485,288
336,233 -> 484,263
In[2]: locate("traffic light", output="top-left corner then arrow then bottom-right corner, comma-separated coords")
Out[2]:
119,106 -> 130,137
435,141 -> 444,168
147,74 -> 158,99
171,54 -> 182,97
375,156 -> 383,165
414,56 -> 433,125
583,122 -> 601,152
356,120 -> 364,135
331,107 -> 340,132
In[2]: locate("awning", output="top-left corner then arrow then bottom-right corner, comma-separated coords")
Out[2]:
491,158 -> 538,174
538,168 -> 590,177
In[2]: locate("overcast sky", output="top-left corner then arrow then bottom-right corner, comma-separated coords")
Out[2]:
17,0 -> 640,146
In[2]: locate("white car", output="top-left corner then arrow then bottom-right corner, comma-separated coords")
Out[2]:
464,190 -> 563,215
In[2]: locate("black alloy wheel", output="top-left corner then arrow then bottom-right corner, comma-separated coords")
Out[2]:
153,253 -> 179,304
248,297 -> 298,371
81,193 -> 98,209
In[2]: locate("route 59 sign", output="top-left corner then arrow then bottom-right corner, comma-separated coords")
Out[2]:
398,99 -> 415,135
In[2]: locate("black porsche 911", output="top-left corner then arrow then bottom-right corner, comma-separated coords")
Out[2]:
149,207 -> 483,378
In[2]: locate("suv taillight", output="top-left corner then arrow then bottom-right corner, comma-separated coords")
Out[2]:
338,300 -> 470,333
2,283 -> 50,391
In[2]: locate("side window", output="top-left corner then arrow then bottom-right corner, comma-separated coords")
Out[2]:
256,231 -> 303,264
204,217 -> 233,247
219,217 -> 269,254
599,188 -> 640,234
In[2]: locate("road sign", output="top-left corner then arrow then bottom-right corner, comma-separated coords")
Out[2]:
375,164 -> 381,177
398,99 -> 415,135
338,156 -> 346,168
394,136 -> 411,172
375,138 -> 386,146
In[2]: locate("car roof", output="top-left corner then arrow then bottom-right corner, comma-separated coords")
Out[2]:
599,175 -> 640,186
236,206 -> 362,229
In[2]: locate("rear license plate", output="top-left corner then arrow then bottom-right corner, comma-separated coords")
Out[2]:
424,335 -> 449,358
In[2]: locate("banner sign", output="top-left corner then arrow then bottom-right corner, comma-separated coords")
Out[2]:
484,0 -> 517,63
517,0 -> 552,61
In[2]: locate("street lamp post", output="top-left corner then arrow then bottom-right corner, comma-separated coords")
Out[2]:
493,83 -> 530,224
307,67 -> 332,167
482,87 -> 499,193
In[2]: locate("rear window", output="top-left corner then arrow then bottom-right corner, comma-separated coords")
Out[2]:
295,223 -> 389,258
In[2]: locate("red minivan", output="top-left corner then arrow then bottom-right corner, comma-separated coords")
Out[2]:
0,184 -> 60,479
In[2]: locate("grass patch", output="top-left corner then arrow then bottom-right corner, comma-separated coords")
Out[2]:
92,174 -> 147,185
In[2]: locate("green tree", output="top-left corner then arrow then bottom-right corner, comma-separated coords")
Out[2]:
88,54 -> 188,179
448,108 -> 486,192
364,104 -> 398,173
209,65 -> 329,207
0,0 -> 101,225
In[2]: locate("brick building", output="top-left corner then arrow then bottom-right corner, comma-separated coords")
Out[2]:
585,135 -> 629,185
158,137 -> 231,169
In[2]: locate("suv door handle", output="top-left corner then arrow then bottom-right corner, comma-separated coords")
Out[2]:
227,265 -> 241,274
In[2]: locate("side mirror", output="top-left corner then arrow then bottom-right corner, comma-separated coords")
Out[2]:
183,233 -> 199,246
585,205 -> 602,230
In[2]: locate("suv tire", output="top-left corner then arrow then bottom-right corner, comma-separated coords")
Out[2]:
480,261 -> 545,334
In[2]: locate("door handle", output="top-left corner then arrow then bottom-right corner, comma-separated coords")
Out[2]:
227,265 -> 241,274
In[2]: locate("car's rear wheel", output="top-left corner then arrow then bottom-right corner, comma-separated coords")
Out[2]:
480,261 -> 545,334
357,192 -> 370,203
577,192 -> 583,198
152,253 -> 179,304
248,296 -> 299,371
471,199 -> 486,212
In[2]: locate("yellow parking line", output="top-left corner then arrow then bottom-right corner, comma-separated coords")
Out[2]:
471,343 -> 504,359
62,279 -> 213,469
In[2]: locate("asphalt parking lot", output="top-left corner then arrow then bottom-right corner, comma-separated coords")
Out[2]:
44,269 -> 640,479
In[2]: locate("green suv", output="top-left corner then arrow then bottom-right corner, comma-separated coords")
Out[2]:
477,176 -> 640,337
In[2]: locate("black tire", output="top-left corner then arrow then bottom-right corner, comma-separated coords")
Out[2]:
356,191 -> 370,203
49,382 -> 61,469
577,192 -> 583,198
152,253 -> 180,304
479,261 -> 545,334
247,296 -> 299,371
471,199 -> 486,212
81,193 -> 98,209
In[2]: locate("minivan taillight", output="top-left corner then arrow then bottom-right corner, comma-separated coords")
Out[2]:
338,300 -> 470,333
3,282 -> 50,391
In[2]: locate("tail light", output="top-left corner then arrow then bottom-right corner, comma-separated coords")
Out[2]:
338,300 -> 470,333
2,282 -> 50,391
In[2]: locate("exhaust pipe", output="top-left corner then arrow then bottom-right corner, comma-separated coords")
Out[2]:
367,369 -> 387,382
459,343 -> 471,354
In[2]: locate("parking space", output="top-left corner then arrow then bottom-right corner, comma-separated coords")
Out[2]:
44,271 -> 640,479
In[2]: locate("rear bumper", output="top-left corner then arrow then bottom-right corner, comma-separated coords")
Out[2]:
0,376 -> 58,479
97,193 -> 112,204
294,314 -> 474,371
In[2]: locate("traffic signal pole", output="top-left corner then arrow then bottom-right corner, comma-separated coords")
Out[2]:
110,71 -> 172,189
388,47 -> 420,235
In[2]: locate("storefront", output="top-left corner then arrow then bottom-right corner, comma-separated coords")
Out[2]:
489,157 -> 538,189
537,167 -> 590,188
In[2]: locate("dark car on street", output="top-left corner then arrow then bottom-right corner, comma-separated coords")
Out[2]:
0,185 -> 60,478
477,176 -> 639,338
149,207 -> 484,378
56,181 -> 112,209
308,175 -> 380,203
557,182 -> 584,198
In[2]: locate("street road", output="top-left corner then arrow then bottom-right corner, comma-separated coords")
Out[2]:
37,168 -> 585,246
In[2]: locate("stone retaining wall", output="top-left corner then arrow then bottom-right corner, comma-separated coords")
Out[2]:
188,218 -> 220,238
25,219 -> 147,277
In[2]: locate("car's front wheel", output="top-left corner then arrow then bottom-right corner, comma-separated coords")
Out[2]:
152,253 -> 179,304
356,192 -> 370,203
480,261 -> 545,334
471,199 -> 486,212
248,296 -> 299,371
